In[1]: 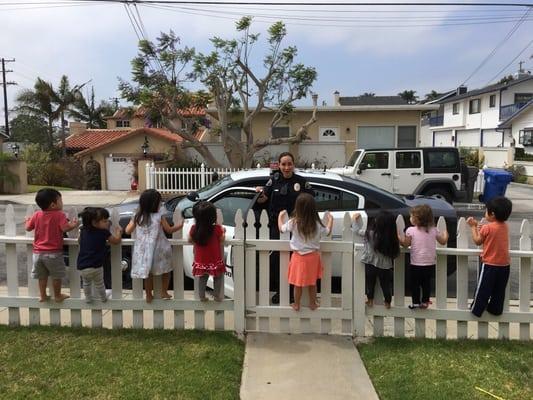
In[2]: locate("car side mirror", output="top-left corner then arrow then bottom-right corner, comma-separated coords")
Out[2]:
186,191 -> 199,202
357,164 -> 366,174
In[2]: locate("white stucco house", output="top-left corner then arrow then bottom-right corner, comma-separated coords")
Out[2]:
426,73 -> 533,152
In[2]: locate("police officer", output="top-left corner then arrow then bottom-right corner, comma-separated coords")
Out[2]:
256,152 -> 313,304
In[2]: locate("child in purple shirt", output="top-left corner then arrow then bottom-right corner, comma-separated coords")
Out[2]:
399,205 -> 448,309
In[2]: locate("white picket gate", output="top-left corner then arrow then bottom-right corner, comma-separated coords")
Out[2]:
0,205 -> 532,339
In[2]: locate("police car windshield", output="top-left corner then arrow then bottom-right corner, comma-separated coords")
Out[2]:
172,175 -> 235,215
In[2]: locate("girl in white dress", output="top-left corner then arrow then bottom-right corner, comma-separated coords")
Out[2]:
126,189 -> 183,303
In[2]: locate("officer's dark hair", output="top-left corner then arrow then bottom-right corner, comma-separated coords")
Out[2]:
278,152 -> 295,163
486,196 -> 512,222
80,207 -> 110,230
35,188 -> 61,210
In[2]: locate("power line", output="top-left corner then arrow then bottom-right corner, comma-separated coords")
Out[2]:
486,39 -> 533,85
461,7 -> 531,86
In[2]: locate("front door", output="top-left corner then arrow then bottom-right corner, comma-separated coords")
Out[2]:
393,150 -> 423,194
357,151 -> 393,192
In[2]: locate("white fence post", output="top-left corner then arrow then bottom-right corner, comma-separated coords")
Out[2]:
5,205 -> 19,326
200,163 -> 206,188
519,220 -> 531,340
233,210 -> 246,337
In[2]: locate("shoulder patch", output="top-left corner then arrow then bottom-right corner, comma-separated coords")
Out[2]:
273,172 -> 280,181
304,181 -> 312,189
266,179 -> 273,187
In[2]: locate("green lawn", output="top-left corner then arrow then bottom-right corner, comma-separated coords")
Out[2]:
358,337 -> 533,400
0,326 -> 244,400
27,185 -> 74,193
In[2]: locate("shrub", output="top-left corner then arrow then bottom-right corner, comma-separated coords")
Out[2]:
514,147 -> 533,161
459,148 -> 485,168
22,144 -> 52,185
505,163 -> 528,184
0,152 -> 19,193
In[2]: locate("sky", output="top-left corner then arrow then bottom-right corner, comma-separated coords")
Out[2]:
1,0 -> 533,125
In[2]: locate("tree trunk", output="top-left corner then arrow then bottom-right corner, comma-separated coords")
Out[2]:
47,118 -> 54,150
60,111 -> 67,157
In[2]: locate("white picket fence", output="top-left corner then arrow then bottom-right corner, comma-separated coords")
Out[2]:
145,162 -> 243,194
0,205 -> 531,339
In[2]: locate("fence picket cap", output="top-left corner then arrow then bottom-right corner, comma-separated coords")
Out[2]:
519,219 -> 531,251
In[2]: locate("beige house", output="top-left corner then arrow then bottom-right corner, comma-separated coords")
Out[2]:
204,92 -> 439,167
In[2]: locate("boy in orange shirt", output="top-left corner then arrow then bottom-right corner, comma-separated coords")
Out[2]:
467,196 -> 512,317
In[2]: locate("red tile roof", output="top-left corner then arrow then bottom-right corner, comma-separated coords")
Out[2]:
108,106 -> 206,119
67,127 -> 186,157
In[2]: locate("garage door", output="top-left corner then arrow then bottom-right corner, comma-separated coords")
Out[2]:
456,129 -> 480,147
433,130 -> 453,147
482,129 -> 504,147
105,157 -> 134,190
357,126 -> 395,149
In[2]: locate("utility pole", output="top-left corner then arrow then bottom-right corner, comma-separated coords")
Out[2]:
109,97 -> 120,111
1,58 -> 16,138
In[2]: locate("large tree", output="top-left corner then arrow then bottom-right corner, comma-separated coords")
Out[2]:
70,87 -> 115,129
120,18 -> 318,168
423,90 -> 442,103
9,113 -> 49,145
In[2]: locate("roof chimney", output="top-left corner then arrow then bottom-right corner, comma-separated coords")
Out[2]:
333,91 -> 340,106
457,86 -> 467,96
69,121 -> 87,136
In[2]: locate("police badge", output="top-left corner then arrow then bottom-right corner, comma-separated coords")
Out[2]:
294,182 -> 301,192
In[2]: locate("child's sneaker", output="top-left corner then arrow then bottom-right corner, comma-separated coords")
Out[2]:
408,304 -> 420,310
419,302 -> 429,309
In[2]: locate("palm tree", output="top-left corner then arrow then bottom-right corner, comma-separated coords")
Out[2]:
424,90 -> 442,102
398,90 -> 418,104
361,92 -> 375,97
15,76 -> 86,155
70,87 -> 115,129
16,78 -> 57,149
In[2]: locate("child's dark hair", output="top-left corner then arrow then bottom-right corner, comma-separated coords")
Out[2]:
410,204 -> 434,232
35,188 -> 61,210
486,196 -> 512,222
293,193 -> 323,241
80,207 -> 110,230
134,189 -> 162,226
191,201 -> 216,246
366,211 -> 400,260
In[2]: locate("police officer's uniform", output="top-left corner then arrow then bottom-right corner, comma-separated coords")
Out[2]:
262,171 -> 314,297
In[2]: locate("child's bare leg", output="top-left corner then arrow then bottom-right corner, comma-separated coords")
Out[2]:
308,285 -> 319,310
53,279 -> 69,302
161,273 -> 171,299
145,275 -> 154,303
291,286 -> 302,311
38,278 -> 49,302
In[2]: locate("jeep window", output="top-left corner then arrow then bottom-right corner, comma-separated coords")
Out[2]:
361,152 -> 389,169
426,151 -> 459,171
397,126 -> 417,148
396,151 -> 421,169
346,150 -> 362,167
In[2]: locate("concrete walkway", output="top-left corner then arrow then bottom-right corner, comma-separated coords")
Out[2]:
240,333 -> 379,400
0,190 -> 139,206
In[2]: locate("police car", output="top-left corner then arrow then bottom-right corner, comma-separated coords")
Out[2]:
117,169 -> 457,295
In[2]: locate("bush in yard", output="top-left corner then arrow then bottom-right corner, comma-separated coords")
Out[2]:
505,164 -> 528,184
459,148 -> 484,168
22,144 -> 52,185
0,152 -> 19,193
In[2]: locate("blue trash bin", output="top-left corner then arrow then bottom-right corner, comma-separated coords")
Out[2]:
480,169 -> 513,204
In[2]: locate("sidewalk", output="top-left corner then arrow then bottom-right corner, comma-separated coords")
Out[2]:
240,333 -> 379,400
0,190 -> 139,206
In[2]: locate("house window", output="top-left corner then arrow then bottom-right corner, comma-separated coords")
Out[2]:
515,93 -> 533,104
116,120 -> 130,128
319,126 -> 339,142
271,126 -> 290,139
452,103 -> 460,115
397,126 -> 417,148
469,99 -> 480,114
489,95 -> 496,108
519,130 -> 533,146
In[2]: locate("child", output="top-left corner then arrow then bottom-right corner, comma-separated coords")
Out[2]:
467,196 -> 512,317
189,201 -> 226,302
125,189 -> 183,303
353,211 -> 400,309
77,207 -> 122,303
399,204 -> 448,309
25,188 -> 79,302
278,193 -> 333,311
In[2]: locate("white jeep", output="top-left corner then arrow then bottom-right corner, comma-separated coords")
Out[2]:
330,147 -> 469,204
